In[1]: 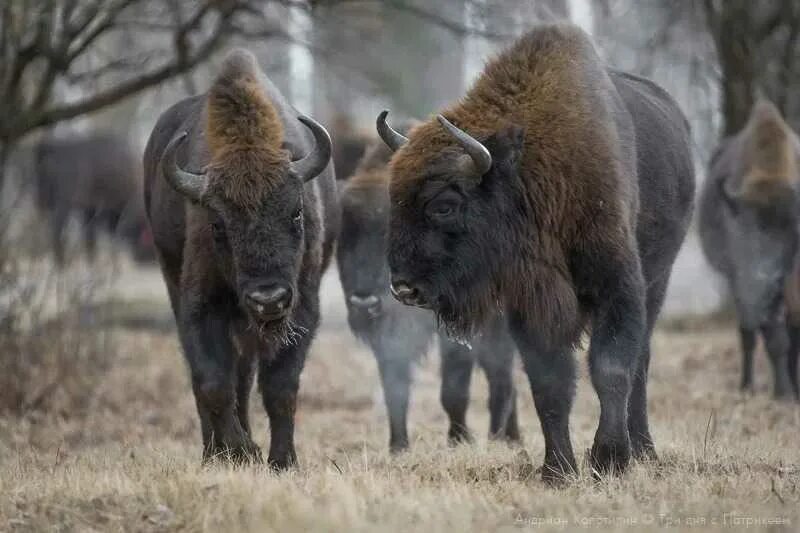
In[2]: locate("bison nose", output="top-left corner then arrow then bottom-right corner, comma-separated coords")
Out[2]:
348,293 -> 382,317
390,280 -> 428,308
245,285 -> 292,320
349,293 -> 380,308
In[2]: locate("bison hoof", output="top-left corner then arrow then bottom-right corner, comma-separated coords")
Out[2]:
447,425 -> 473,446
540,461 -> 577,487
773,384 -> 795,402
389,439 -> 410,454
590,439 -> 631,476
489,428 -> 522,445
631,441 -> 658,462
267,451 -> 298,471
203,440 -> 263,465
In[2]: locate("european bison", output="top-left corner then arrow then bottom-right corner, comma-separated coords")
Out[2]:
143,49 -> 339,467
699,101 -> 800,400
35,133 -> 154,265
337,136 -> 519,452
377,25 -> 695,481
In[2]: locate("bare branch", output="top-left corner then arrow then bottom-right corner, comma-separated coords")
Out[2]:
26,9 -> 233,132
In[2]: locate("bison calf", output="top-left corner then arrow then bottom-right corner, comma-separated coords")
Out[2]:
699,101 -> 800,400
377,25 -> 694,482
143,49 -> 339,467
338,137 -> 519,452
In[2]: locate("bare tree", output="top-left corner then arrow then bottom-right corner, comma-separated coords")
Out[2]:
0,0 -> 293,189
701,0 -> 800,136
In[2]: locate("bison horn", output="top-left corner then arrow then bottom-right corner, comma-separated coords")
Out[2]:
436,115 -> 492,177
376,110 -> 408,152
162,132 -> 208,203
289,115 -> 332,183
721,176 -> 744,202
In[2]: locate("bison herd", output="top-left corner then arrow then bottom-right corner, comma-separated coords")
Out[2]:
28,23 -> 798,484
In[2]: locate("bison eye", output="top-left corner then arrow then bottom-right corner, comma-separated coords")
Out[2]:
293,207 -> 303,224
431,204 -> 454,217
211,220 -> 226,241
425,194 -> 461,223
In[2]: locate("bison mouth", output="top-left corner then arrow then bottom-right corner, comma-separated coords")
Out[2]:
242,305 -> 307,346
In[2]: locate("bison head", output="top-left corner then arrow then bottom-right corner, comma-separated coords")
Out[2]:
376,110 -> 525,339
338,169 -> 392,334
161,50 -> 331,339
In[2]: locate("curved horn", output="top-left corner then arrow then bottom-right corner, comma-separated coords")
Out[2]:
722,178 -> 742,201
436,115 -> 492,176
162,132 -> 207,203
289,115 -> 332,183
376,110 -> 408,152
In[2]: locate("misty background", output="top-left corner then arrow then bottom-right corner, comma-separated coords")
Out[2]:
2,0 -> 800,319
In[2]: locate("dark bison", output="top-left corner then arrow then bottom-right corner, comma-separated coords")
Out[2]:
143,49 -> 339,467
338,136 -> 519,452
377,25 -> 695,481
699,101 -> 800,400
35,133 -> 154,264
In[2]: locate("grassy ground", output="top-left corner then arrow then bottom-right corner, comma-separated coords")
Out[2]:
1,270 -> 799,532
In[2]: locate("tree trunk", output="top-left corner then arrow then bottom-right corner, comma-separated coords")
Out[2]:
713,4 -> 757,136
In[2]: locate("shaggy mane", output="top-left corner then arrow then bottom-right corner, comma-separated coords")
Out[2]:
205,49 -> 288,208
390,24 -> 618,210
740,100 -> 799,200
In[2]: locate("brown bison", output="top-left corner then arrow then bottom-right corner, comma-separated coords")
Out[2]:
143,49 -> 339,467
35,133 -> 154,264
377,25 -> 695,481
337,136 -> 519,452
699,101 -> 800,399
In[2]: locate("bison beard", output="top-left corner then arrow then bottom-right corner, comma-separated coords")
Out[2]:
379,24 -> 695,483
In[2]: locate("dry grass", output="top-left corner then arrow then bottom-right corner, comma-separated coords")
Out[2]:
1,271 -> 799,532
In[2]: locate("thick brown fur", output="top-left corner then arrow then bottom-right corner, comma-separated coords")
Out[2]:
389,25 -> 624,345
205,50 -> 289,210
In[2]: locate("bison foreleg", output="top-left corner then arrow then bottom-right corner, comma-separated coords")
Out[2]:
180,312 -> 261,464
588,261 -> 646,477
258,341 -> 307,470
761,319 -> 794,400
375,350 -> 413,453
475,326 -> 520,443
738,327 -> 757,392
236,354 -> 257,436
439,337 -> 475,445
509,320 -> 578,485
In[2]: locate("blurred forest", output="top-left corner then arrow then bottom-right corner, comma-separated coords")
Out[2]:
2,1 -> 800,173
1,0 -> 800,311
